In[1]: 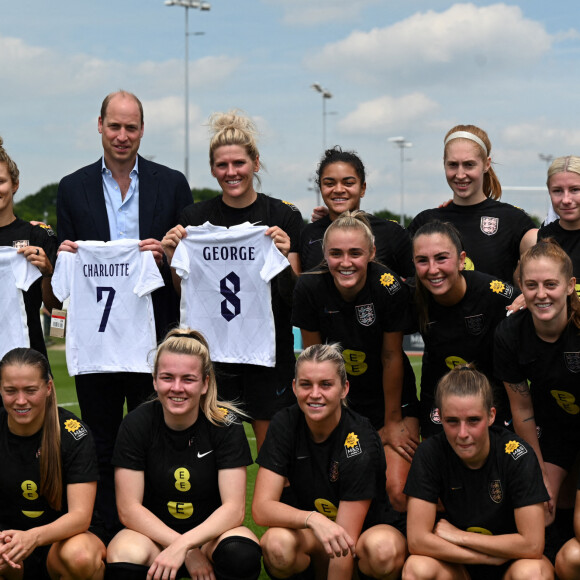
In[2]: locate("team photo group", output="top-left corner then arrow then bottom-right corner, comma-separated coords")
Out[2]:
1,89 -> 580,580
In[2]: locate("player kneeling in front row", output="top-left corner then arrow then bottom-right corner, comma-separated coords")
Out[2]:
252,343 -> 406,580
0,347 -> 105,580
403,365 -> 553,580
105,329 -> 262,580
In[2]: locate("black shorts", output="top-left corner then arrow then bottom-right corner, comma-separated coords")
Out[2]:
465,560 -> 512,580
215,360 -> 295,420
538,424 -> 580,470
22,545 -> 51,580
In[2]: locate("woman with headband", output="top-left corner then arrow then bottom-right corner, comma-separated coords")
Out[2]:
408,125 -> 537,283
106,328 -> 262,580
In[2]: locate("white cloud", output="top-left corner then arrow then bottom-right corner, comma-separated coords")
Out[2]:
307,3 -> 554,85
262,0 -> 380,25
502,121 -> 580,150
339,93 -> 439,134
0,34 -> 241,99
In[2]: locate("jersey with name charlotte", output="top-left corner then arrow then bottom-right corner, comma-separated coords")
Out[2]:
51,240 -> 164,375
0,247 -> 42,360
172,222 -> 290,366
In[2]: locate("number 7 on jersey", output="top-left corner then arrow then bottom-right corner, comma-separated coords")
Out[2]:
96,286 -> 116,332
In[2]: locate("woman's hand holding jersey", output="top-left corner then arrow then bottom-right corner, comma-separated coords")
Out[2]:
161,224 -> 187,264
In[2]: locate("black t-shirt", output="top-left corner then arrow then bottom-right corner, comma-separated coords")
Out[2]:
292,262 -> 416,428
112,400 -> 252,534
418,271 -> 515,416
408,199 -> 535,282
0,218 -> 58,357
538,221 -> 580,297
179,194 -> 304,364
404,426 -> 548,536
257,404 -> 398,529
0,407 -> 98,530
494,310 -> 580,433
299,213 -> 414,277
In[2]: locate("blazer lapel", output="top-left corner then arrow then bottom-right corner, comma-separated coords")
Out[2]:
83,160 -> 111,242
138,156 -> 158,240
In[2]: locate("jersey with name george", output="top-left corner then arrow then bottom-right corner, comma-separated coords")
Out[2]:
172,222 -> 290,366
0,247 -> 42,360
51,240 -> 164,375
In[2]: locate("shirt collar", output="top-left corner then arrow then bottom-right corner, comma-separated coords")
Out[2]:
101,156 -> 139,176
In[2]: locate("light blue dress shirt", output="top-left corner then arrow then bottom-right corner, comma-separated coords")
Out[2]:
101,157 -> 140,240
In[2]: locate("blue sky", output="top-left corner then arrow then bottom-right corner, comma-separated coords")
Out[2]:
2,0 -> 580,221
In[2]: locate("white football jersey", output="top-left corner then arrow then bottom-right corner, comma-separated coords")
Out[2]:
0,247 -> 42,360
51,240 -> 164,375
172,222 -> 289,366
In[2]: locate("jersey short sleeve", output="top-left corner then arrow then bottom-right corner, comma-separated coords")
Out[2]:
256,407 -> 295,478
493,313 -> 528,385
403,436 -> 443,503
0,248 -> 42,359
59,408 -> 99,484
291,274 -> 322,333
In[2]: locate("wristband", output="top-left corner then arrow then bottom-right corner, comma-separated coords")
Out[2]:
305,511 -> 316,528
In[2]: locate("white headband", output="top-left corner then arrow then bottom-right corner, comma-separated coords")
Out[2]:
444,131 -> 488,156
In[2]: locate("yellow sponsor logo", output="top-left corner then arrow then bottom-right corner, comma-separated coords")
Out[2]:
343,349 -> 368,376
344,432 -> 359,448
21,480 -> 39,501
466,527 -> 493,535
550,390 -> 580,414
445,356 -> 468,370
490,280 -> 505,294
174,467 -> 192,492
380,273 -> 395,287
64,418 -> 81,432
505,440 -> 519,454
167,501 -> 194,519
22,510 -> 44,518
314,499 -> 338,521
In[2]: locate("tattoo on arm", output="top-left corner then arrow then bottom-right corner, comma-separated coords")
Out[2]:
507,381 -> 530,397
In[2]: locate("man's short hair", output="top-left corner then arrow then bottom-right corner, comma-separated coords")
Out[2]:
100,90 -> 144,125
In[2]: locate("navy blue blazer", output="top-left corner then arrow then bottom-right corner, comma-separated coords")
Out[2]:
56,155 -> 193,339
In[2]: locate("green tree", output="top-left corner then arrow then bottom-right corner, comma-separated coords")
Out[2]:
192,187 -> 221,202
372,208 -> 411,226
14,183 -> 58,232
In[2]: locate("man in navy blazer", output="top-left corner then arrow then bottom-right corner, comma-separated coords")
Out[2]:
56,90 -> 192,535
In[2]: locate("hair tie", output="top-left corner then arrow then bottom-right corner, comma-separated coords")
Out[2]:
444,131 -> 488,156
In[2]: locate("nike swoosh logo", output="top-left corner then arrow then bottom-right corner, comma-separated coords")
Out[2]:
324,309 -> 340,314
197,450 -> 214,458
308,239 -> 322,245
451,486 -> 462,490
297,456 -> 309,460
